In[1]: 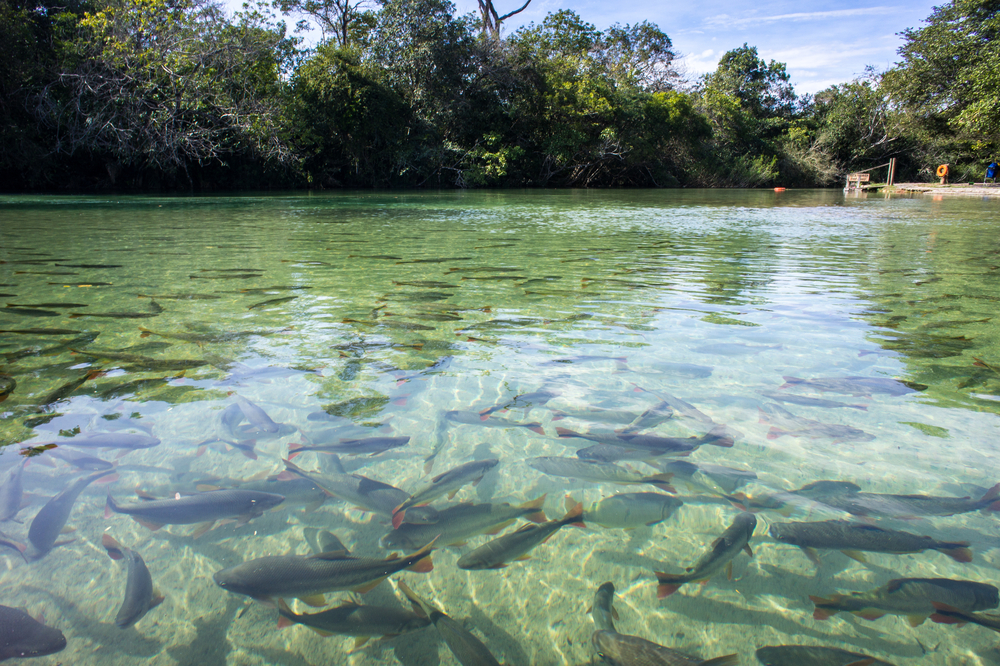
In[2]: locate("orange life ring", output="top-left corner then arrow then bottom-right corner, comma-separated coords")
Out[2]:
936,164 -> 949,177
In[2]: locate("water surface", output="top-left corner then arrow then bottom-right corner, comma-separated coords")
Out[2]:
1,190 -> 999,665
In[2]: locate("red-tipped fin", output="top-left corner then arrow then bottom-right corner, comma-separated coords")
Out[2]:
520,494 -> 548,523
939,542 -> 973,563
809,596 -> 835,620
391,509 -> 407,530
655,575 -> 682,599
101,533 -> 124,560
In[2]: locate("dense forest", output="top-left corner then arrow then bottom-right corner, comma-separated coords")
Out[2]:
0,0 -> 997,191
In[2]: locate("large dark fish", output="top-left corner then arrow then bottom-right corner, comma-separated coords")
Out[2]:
276,598 -> 429,644
593,631 -> 738,666
248,296 -> 297,310
36,369 -> 103,408
755,646 -> 896,666
69,348 -> 207,371
769,520 -> 972,565
0,461 -> 26,522
381,496 -> 548,550
398,581 -> 502,666
654,513 -> 756,598
137,326 -> 285,343
811,578 -> 999,625
26,468 -> 114,561
579,493 -> 682,529
780,376 -> 925,396
457,501 -> 584,569
101,534 -> 164,629
0,605 -> 67,661
3,333 -> 99,362
391,459 -> 499,528
106,489 -> 285,532
2,307 -> 60,317
6,303 -> 89,309
288,436 -> 410,458
573,428 -> 734,461
213,539 -> 436,604
0,328 -> 82,335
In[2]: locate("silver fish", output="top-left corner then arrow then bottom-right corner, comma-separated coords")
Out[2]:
392,459 -> 499,528
398,581 -> 502,666
106,489 -> 285,532
654,512 -> 756,598
102,534 -> 164,628
591,582 -> 618,632
593,630 -> 738,666
26,468 -> 113,561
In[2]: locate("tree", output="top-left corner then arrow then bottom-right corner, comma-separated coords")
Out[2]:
39,0 -> 296,185
476,0 -> 530,40
883,0 -> 1000,157
273,0 -> 369,47
701,44 -> 795,121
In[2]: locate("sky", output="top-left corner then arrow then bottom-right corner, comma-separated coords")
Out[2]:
231,0 -> 942,94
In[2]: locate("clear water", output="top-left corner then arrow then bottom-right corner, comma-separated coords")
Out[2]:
1,189 -> 999,665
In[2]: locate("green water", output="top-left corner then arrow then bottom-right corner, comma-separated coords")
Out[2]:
1,189 -> 1000,665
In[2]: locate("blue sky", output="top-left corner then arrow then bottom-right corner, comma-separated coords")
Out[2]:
233,0 -> 941,94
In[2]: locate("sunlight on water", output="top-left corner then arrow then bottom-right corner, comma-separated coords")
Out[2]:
1,189 -> 999,665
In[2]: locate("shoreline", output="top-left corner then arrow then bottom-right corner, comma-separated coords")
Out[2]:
883,182 -> 1000,198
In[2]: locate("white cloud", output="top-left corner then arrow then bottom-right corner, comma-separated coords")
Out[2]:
706,6 -> 900,28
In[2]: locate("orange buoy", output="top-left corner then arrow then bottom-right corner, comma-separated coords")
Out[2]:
936,164 -> 949,177
773,187 -> 786,192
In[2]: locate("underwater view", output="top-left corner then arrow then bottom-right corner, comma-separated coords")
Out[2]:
1,189 -> 1000,665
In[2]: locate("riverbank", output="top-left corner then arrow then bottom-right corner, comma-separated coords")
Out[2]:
886,182 -> 1000,198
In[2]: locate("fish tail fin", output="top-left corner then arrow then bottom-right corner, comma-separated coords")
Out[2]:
699,656 -> 739,666
646,473 -> 675,493
766,427 -> 785,440
561,501 -> 585,528
779,376 -> 801,389
979,483 -> 1000,511
101,533 -> 125,560
938,542 -> 973,563
554,427 -> 578,438
105,494 -> 119,517
405,536 -> 439,573
526,424 -> 545,434
654,573 -> 684,598
287,442 -> 303,460
809,595 -> 838,620
396,580 -> 433,619
391,508 -> 407,530
521,494 -> 548,523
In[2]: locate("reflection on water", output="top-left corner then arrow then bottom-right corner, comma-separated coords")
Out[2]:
1,190 -> 999,665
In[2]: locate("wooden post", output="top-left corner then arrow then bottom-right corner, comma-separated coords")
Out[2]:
887,158 -> 896,186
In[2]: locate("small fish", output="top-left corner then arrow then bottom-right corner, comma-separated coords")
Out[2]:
0,605 -> 67,661
593,630 -> 738,666
57,432 -> 161,450
591,582 -> 618,632
0,328 -> 82,335
101,534 -> 164,629
248,296 -> 297,310
46,449 -> 115,472
397,581 -> 502,666
281,459 -> 439,525
760,391 -> 867,411
457,501 -> 584,569
6,303 -> 89,309
26,468 -> 114,561
0,460 -> 26,522
288,436 -> 410,458
70,348 -> 208,371
137,293 -> 221,300
755,645 -> 897,666
930,601 -> 1000,634
793,480 -> 1000,518
392,459 -> 499,528
391,280 -> 456,288
694,342 -> 780,356
2,307 -> 60,317
396,257 -> 472,264
580,493 -> 683,529
447,266 -> 520,273
0,374 -> 14,402
69,311 -> 159,319
350,255 -> 404,260
660,461 -> 756,495
233,395 -> 280,433
780,376 -> 925,396
811,578 -> 999,625
655,512 -> 756,597
106,489 -> 285,532
759,404 -> 875,442
571,427 -> 734,460
443,411 -> 544,432
275,598 -> 429,642
480,390 -> 558,417
213,539 -> 436,604
55,263 -> 122,268
640,362 -> 713,378
138,326 -> 285,343
36,369 -> 104,407
769,520 -> 972,565
189,273 -> 261,280
381,496 -> 548,550
47,282 -> 112,286
529,457 -> 675,491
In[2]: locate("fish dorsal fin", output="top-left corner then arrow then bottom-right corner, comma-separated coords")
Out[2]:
308,549 -> 352,560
